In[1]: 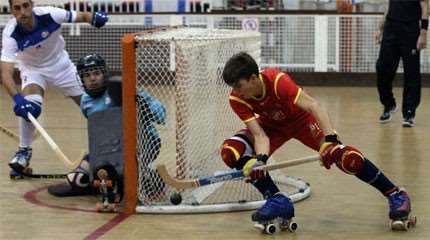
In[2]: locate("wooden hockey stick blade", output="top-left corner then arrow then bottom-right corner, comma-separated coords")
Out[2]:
13,151 -> 85,179
71,149 -> 88,169
156,155 -> 320,190
21,172 -> 66,179
27,113 -> 82,170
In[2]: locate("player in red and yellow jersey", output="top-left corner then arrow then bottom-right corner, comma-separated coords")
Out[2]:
220,52 -> 413,228
229,67 -> 325,153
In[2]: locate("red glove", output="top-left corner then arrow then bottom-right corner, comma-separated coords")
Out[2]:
319,142 -> 343,169
319,134 -> 342,169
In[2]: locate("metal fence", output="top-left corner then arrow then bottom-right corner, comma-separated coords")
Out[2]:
1,14 -> 429,74
1,0 -> 214,13
1,0 -> 389,13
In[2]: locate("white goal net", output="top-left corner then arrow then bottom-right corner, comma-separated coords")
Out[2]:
126,27 -> 311,213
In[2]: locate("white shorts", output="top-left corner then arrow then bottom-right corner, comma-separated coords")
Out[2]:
20,55 -> 83,97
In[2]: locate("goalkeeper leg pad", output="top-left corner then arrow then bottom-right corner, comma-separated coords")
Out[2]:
88,107 -> 124,198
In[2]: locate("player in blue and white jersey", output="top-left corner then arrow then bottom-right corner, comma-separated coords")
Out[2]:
1,0 -> 108,175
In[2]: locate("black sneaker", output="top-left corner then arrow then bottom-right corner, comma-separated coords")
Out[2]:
379,105 -> 397,123
402,111 -> 415,127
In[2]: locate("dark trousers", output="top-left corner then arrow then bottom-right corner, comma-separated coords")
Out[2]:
376,20 -> 421,117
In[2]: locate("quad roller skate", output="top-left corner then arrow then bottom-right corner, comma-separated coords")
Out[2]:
10,169 -> 23,179
253,217 -> 298,234
10,167 -> 33,179
252,192 -> 297,234
9,147 -> 33,180
93,168 -> 120,212
388,188 -> 417,231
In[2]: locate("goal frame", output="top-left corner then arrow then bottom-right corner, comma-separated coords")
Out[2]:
121,27 -> 313,214
122,32 -> 138,214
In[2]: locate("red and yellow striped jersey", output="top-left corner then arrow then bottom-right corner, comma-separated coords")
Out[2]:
229,68 -> 310,127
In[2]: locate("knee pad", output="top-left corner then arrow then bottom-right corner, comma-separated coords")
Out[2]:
25,94 -> 43,118
334,145 -> 365,175
220,134 -> 254,169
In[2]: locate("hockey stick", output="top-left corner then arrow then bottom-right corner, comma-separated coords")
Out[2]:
0,124 -> 19,142
0,124 -> 40,143
27,113 -> 82,170
18,173 -> 66,179
21,150 -> 87,179
27,173 -> 65,179
156,155 -> 320,190
14,150 -> 86,180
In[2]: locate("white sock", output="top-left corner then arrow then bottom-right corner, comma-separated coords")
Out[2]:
19,94 -> 43,148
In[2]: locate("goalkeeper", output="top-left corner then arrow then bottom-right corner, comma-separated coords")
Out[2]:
48,53 -> 166,197
220,52 -> 412,228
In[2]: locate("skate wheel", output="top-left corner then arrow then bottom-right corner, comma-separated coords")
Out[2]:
253,223 -> 265,232
93,180 -> 101,188
390,220 -> 408,231
265,223 -> 276,234
106,180 -> 113,188
23,167 -> 33,175
10,174 -> 24,180
108,203 -> 119,212
405,220 -> 411,229
410,215 -> 417,227
95,202 -> 103,212
288,221 -> 298,232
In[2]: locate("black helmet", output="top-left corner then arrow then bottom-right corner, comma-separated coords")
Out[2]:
77,53 -> 108,98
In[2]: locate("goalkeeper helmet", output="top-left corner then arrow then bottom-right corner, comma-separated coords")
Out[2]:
77,53 -> 108,98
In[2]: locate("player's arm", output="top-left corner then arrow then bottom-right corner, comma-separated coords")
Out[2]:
229,96 -> 269,152
136,90 -> 165,124
242,118 -> 270,181
0,61 -> 18,97
48,6 -> 108,28
296,91 -> 347,170
274,72 -> 334,136
1,60 -> 42,120
229,97 -> 269,180
144,92 -> 167,125
418,0 -> 429,50
76,11 -> 108,28
295,90 -> 335,136
245,119 -> 270,156
1,30 -> 19,97
74,12 -> 92,23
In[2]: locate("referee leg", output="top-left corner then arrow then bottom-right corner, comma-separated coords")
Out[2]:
376,23 -> 401,109
399,23 -> 421,117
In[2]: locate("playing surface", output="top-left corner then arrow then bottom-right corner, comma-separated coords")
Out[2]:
1,86 -> 429,240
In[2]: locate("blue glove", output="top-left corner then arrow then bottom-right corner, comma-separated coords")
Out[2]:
13,94 -> 41,120
91,12 -> 108,28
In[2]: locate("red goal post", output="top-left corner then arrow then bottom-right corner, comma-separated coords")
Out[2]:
122,32 -> 138,214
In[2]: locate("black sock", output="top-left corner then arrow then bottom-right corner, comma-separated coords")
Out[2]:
252,173 -> 280,199
355,158 -> 398,196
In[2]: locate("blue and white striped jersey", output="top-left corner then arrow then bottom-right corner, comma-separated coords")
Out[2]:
1,7 -> 77,69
